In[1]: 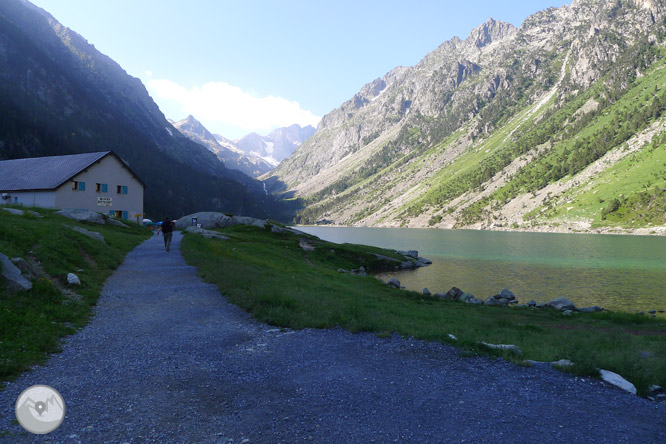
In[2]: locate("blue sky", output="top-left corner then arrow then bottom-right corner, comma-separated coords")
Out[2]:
30,0 -> 569,139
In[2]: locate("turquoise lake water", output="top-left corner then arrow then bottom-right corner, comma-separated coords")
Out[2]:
296,226 -> 666,314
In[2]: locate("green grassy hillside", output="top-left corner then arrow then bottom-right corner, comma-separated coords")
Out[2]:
0,207 -> 150,386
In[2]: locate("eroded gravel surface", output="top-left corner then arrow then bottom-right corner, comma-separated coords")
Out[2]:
1,232 -> 664,443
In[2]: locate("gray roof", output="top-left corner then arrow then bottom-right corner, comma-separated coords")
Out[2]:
0,151 -> 117,191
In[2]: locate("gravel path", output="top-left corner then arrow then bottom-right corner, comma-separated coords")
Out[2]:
1,232 -> 664,443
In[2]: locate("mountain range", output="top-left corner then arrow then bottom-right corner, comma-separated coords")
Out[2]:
268,0 -> 666,232
0,0 -> 289,220
171,116 -> 314,177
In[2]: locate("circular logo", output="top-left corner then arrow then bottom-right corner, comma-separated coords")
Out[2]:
15,385 -> 65,434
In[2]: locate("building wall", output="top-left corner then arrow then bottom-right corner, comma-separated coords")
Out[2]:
2,191 -> 55,208
54,154 -> 144,221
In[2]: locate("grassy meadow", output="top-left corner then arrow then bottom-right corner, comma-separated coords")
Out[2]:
181,224 -> 666,396
0,207 -> 150,386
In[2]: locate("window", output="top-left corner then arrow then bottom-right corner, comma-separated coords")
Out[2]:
114,210 -> 122,218
72,181 -> 78,190
72,181 -> 85,191
96,183 -> 101,192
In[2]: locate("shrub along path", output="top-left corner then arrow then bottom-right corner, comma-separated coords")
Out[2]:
0,232 -> 664,443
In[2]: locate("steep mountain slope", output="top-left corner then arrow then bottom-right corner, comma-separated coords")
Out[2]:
172,116 -> 274,177
237,124 -> 316,167
269,0 -> 666,232
0,0 -> 283,219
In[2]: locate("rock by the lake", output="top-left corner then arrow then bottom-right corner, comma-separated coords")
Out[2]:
536,302 -> 548,308
466,297 -> 484,305
527,300 -> 537,307
397,250 -> 419,259
499,288 -> 516,300
458,292 -> 475,303
562,310 -> 573,316
298,239 -> 315,252
387,278 -> 401,289
67,273 -> 81,286
579,306 -> 604,313
448,334 -> 458,341
480,342 -> 522,355
485,297 -> 502,306
417,257 -> 433,265
176,212 -> 268,230
184,226 -> 229,240
422,288 -> 431,296
70,226 -> 105,242
599,369 -> 637,395
441,287 -> 464,300
1,252 -> 33,292
57,209 -> 106,224
549,297 -> 576,311
551,359 -> 574,368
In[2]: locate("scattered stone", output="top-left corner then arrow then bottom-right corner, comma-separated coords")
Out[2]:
599,369 -> 637,395
549,297 -> 577,311
57,209 -> 106,224
480,342 -> 522,355
0,252 -> 33,292
106,217 -> 128,228
649,385 -> 661,392
458,292 -> 475,303
422,288 -> 431,296
337,268 -> 350,274
527,300 -> 537,307
550,359 -> 574,368
70,226 -> 105,242
10,257 -> 38,280
387,278 -> 401,289
448,334 -> 457,341
417,257 -> 433,265
466,298 -> 484,305
2,207 -> 24,215
562,310 -> 573,316
67,273 -> 81,286
536,303 -> 548,308
184,226 -> 229,240
648,310 -> 656,314
298,239 -> 315,252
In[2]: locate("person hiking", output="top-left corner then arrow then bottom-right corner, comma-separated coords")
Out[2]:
161,217 -> 175,251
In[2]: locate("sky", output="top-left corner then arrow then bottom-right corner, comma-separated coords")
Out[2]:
29,0 -> 570,139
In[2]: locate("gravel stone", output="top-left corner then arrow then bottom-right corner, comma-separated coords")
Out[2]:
0,233 -> 664,443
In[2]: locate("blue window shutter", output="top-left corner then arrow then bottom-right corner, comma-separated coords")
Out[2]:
122,186 -> 128,194
109,210 -> 114,215
101,184 -> 108,193
79,181 -> 86,191
122,211 -> 128,220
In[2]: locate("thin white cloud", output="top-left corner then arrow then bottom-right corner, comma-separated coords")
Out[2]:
147,79 -> 320,133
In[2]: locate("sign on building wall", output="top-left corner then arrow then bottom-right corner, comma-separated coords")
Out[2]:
97,197 -> 112,206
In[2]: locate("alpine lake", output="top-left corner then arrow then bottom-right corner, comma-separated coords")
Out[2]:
295,226 -> 666,316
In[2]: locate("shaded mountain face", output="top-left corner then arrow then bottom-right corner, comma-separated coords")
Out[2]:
235,124 -> 316,167
269,0 -> 666,231
172,116 -> 274,177
0,0 -> 286,219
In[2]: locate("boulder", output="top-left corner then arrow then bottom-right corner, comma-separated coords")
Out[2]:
443,287 -> 464,300
67,273 -> 81,286
10,257 -> 38,279
549,297 -> 577,311
466,297 -> 484,305
57,209 -> 106,224
527,300 -> 537,307
499,288 -> 515,300
387,278 -> 401,289
579,306 -> 604,313
176,212 -> 231,229
600,369 -> 637,395
422,288 -> 431,296
485,297 -> 502,306
298,239 -> 315,252
0,253 -> 32,292
417,257 -> 433,265
106,218 -> 128,228
458,292 -> 475,303
70,226 -> 105,242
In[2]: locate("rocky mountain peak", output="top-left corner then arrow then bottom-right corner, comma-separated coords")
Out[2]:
172,115 -> 217,144
466,18 -> 517,49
